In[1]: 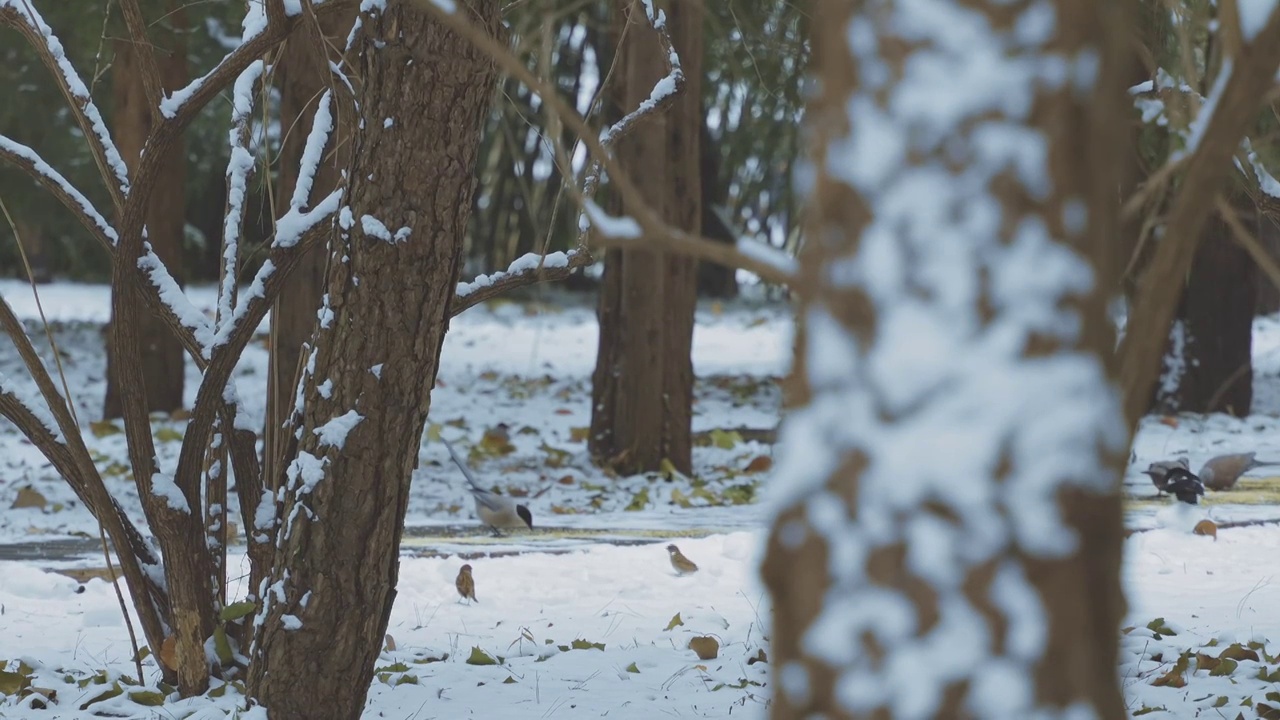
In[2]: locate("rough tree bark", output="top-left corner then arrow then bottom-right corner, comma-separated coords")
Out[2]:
247,2 -> 501,718
266,5 -> 357,483
589,0 -> 700,475
1152,209 -> 1257,416
762,1 -> 1132,717
104,5 -> 187,418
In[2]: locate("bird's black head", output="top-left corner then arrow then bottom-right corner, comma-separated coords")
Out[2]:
1165,466 -> 1205,504
516,504 -> 533,529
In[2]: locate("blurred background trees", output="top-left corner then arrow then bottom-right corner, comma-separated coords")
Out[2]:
0,0 -> 808,296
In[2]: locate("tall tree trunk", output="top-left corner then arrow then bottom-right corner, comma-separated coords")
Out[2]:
697,121 -> 739,298
762,1 -> 1132,718
247,2 -> 500,718
265,6 -> 358,486
1152,208 -> 1257,415
589,0 -> 700,475
14,214 -> 51,283
104,7 -> 187,419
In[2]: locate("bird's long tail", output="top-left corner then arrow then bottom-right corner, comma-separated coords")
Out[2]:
441,437 -> 483,491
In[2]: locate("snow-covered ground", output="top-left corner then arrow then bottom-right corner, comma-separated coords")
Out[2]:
5,280 -> 1280,717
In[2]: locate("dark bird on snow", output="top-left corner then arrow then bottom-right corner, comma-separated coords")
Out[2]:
1198,452 -> 1280,491
1143,458 -> 1190,496
455,564 -> 478,604
442,437 -> 533,534
1164,466 -> 1205,505
667,544 -> 699,576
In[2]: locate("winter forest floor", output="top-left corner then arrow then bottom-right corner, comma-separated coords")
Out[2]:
3,281 -> 1280,717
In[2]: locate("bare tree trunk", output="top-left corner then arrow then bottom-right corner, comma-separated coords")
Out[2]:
104,9 -> 187,419
1153,209 -> 1257,415
265,5 -> 357,488
589,0 -> 700,475
762,1 -> 1132,717
697,122 -> 738,298
13,214 -> 51,283
247,2 -> 500,718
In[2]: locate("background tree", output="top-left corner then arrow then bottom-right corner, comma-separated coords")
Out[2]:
1128,0 -> 1280,416
762,0 -> 1134,716
103,0 -> 188,418
589,0 -> 700,475
265,7 -> 358,486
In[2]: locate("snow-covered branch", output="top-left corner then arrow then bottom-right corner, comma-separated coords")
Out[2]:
0,0 -> 132,207
0,135 -> 118,248
171,198 -> 339,531
218,60 -> 267,331
577,0 -> 684,208
156,0 -> 350,127
451,249 -> 593,316
137,246 -> 217,356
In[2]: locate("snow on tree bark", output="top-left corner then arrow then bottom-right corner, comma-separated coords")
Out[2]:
762,1 -> 1133,718
266,6 -> 357,500
246,1 -> 500,718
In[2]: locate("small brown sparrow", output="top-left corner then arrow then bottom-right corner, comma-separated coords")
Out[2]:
455,564 -> 478,604
666,544 -> 698,576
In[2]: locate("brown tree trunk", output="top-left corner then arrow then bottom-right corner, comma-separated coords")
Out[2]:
589,0 -> 700,475
265,5 -> 357,486
762,1 -> 1132,718
247,2 -> 500,718
14,215 -> 51,283
104,8 -> 187,419
1152,209 -> 1257,415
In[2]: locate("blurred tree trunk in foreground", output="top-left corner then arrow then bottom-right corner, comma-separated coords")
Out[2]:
762,1 -> 1133,717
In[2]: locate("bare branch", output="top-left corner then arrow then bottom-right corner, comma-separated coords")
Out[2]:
157,0 -> 353,129
118,0 -> 165,124
451,249 -> 594,316
0,296 -> 170,653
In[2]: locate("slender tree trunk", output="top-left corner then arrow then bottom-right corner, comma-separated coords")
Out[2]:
762,1 -> 1132,717
589,0 -> 700,475
1152,209 -> 1257,415
104,8 -> 187,419
265,5 -> 357,487
247,2 -> 500,718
